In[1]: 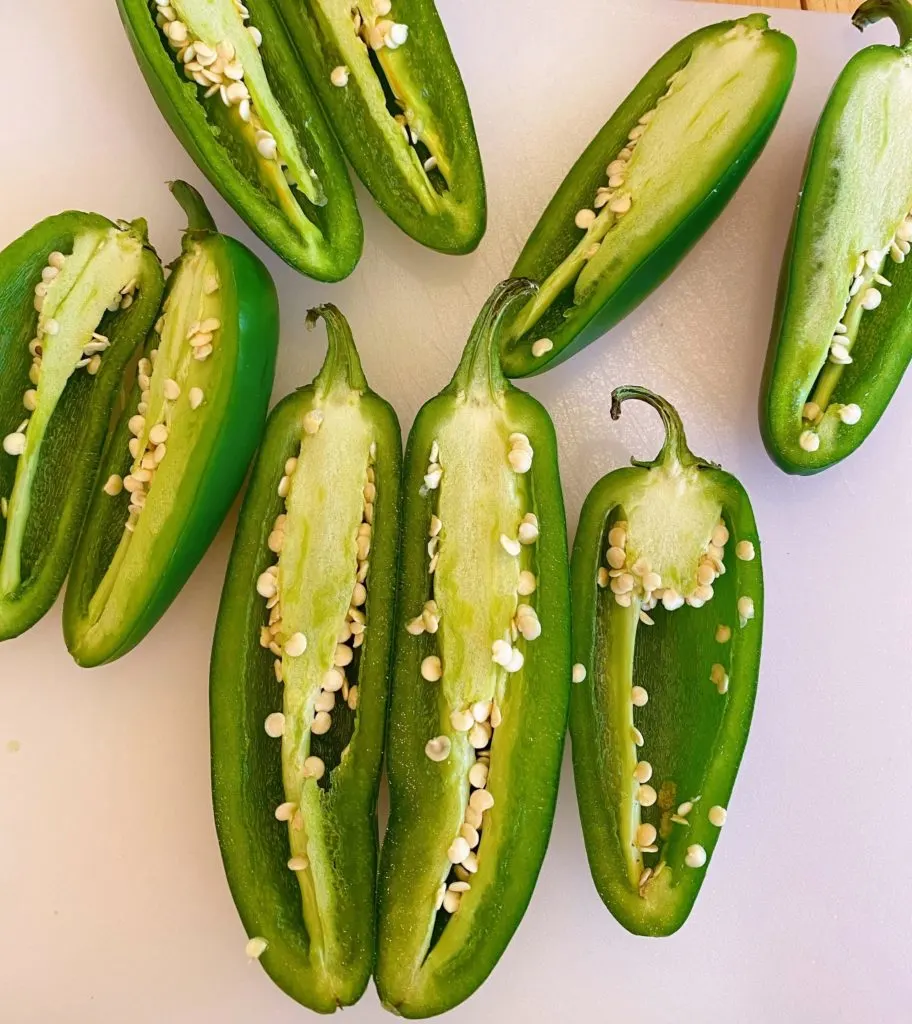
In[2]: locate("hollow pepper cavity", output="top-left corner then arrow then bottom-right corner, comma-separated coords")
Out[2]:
210,305 -> 401,1012
376,280 -> 571,1018
570,387 -> 762,936
500,15 -> 796,377
275,0 -> 486,254
762,0 -> 912,473
63,182 -> 278,667
0,210 -> 163,641
117,0 -> 363,281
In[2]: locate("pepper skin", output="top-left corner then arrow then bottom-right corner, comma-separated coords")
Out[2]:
500,15 -> 796,377
117,0 -> 363,281
277,0 -> 486,254
0,212 -> 163,641
210,305 -> 400,1012
63,183 -> 278,667
569,388 -> 762,936
762,0 -> 912,473
376,280 -> 571,1018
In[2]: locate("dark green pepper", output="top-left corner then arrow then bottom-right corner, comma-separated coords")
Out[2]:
376,280 -> 570,1018
210,305 -> 401,1012
761,0 -> 912,473
500,15 -> 796,377
0,211 -> 163,641
570,387 -> 763,936
62,182 -> 278,667
275,0 -> 486,254
117,0 -> 363,281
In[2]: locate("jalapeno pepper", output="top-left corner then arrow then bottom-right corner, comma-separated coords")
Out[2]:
275,0 -> 486,254
117,0 -> 362,281
569,387 -> 763,936
61,183 -> 277,666
376,280 -> 571,1018
500,15 -> 796,378
210,305 -> 400,1011
0,212 -> 163,641
761,0 -> 912,473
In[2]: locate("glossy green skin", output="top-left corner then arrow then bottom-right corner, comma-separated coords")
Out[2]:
280,0 -> 485,253
211,358 -> 401,1012
0,213 -> 163,641
63,214 -> 278,666
762,42 -> 912,473
117,0 -> 363,281
376,281 -> 571,1018
570,405 -> 763,936
503,18 -> 796,378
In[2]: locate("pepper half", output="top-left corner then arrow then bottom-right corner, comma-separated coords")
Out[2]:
0,212 -> 163,641
62,182 -> 278,667
117,0 -> 363,281
762,0 -> 912,473
570,387 -> 763,936
376,280 -> 571,1018
500,15 -> 796,377
275,0 -> 486,254
210,305 -> 400,1012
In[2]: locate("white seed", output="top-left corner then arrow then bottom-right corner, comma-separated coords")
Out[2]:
505,647 -> 524,673
609,194 -> 632,215
303,409 -> 324,434
450,708 -> 474,732
275,801 -> 296,821
575,208 -> 596,229
264,712 -> 285,737
606,546 -> 626,569
287,856 -> 309,872
149,423 -> 169,446
420,655 -> 442,682
468,721 -> 491,749
508,447 -> 533,473
468,761 -> 489,789
442,890 -> 461,914
303,755 -> 325,780
323,668 -> 345,692
471,700 -> 492,723
610,573 -> 634,595
469,788 -> 495,813
839,403 -> 862,425
861,288 -> 882,311
314,690 -> 335,713
103,474 -> 124,496
311,711 -> 332,735
389,22 -> 408,45
245,937 -> 268,959
499,534 -> 521,557
637,784 -> 657,807
802,401 -> 821,422
677,801 -> 693,817
256,571 -> 277,599
572,663 -> 586,684
163,378 -> 180,401
425,735 -> 451,762
447,836 -> 470,864
531,338 -> 553,358
799,430 -> 820,453
334,643 -> 353,667
715,625 -> 732,644
738,596 -> 755,627
735,540 -> 755,561
685,844 -> 707,868
285,632 -> 307,657
330,65 -> 349,87
347,685 -> 360,710
633,760 -> 652,784
48,251 -> 66,270
2,431 -> 26,457
709,805 -> 727,827
631,685 -> 648,707
518,514 -> 539,544
636,823 -> 657,849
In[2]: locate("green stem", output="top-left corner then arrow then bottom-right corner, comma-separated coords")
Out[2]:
308,304 -> 369,394
169,180 -> 217,233
853,0 -> 912,46
610,386 -> 711,471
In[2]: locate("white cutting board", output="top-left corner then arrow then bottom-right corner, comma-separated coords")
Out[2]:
0,2 -> 908,1021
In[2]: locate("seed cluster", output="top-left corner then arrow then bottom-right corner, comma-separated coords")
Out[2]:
352,2 -> 409,55
260,424 -> 375,805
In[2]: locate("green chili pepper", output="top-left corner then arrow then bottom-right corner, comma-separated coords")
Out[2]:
62,183 -> 277,667
274,0 -> 486,254
569,387 -> 763,936
210,305 -> 400,1012
499,15 -> 796,378
0,211 -> 163,641
376,280 -> 570,1018
117,0 -> 363,281
761,0 -> 912,473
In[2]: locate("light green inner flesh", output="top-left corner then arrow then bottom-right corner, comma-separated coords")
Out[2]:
0,226 -> 144,595
82,241 -> 221,634
168,0 -> 326,227
277,393 -> 374,967
312,0 -> 447,211
509,23 -> 779,343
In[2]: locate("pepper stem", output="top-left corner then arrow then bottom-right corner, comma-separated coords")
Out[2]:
853,0 -> 912,46
308,304 -> 369,394
169,180 -> 218,233
448,278 -> 537,400
610,386 -> 713,471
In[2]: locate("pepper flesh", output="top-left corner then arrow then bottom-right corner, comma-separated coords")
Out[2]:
500,15 -> 796,377
376,280 -> 570,1018
211,306 -> 400,1012
762,0 -> 912,473
0,212 -> 163,641
63,182 -> 278,667
277,0 -> 486,254
570,387 -> 763,936
117,0 -> 363,281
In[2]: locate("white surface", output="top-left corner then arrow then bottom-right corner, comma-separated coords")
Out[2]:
0,2 -> 909,1021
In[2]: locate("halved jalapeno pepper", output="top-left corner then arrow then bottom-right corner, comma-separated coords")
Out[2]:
0,212 -> 163,641
376,280 -> 571,1018
762,0 -> 912,473
275,0 -> 486,253
500,15 -> 796,377
63,182 -> 278,667
211,306 -> 401,1011
570,387 -> 763,936
117,0 -> 363,281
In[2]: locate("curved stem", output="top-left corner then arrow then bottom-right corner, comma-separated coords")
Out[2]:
610,385 -> 710,470
169,180 -> 218,234
853,0 -> 912,47
308,304 -> 369,394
